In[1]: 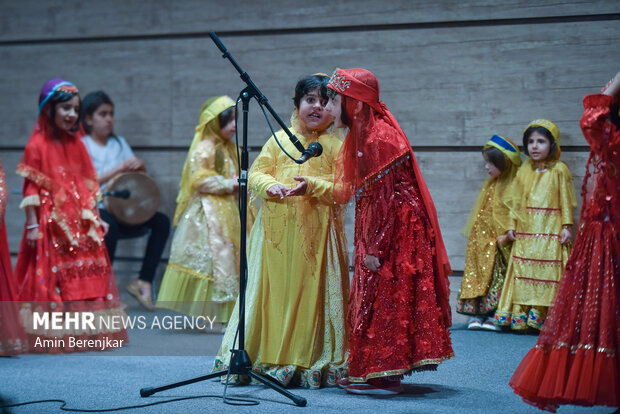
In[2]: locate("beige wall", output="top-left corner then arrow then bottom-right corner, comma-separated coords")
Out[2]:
1,0 -> 619,272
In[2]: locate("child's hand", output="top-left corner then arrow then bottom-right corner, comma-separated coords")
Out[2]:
100,219 -> 109,236
560,227 -> 572,244
266,184 -> 288,199
364,254 -> 381,272
506,230 -> 516,241
283,177 -> 308,197
497,234 -> 510,247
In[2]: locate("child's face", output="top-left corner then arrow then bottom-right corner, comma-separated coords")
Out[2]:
87,103 -> 114,138
298,87 -> 332,132
219,114 -> 236,141
326,94 -> 346,129
483,153 -> 502,178
54,95 -> 80,132
527,131 -> 551,163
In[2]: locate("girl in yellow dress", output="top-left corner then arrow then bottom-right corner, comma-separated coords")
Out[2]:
156,96 -> 240,324
213,74 -> 349,389
457,136 -> 521,331
495,120 -> 576,331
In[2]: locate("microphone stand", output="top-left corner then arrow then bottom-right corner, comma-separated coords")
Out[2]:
139,32 -> 307,407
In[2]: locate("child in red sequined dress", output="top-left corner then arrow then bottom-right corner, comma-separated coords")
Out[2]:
509,70 -> 620,412
14,79 -> 127,353
326,68 -> 453,395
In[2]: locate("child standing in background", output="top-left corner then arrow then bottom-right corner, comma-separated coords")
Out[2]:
495,120 -> 576,331
15,78 -> 127,352
457,136 -> 521,331
156,96 -> 240,325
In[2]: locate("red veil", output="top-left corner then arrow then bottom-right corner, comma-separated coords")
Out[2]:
328,68 -> 452,326
15,81 -> 114,303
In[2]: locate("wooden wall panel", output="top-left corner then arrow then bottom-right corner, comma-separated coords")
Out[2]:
1,0 -> 618,41
1,21 -> 618,150
1,1 -> 616,276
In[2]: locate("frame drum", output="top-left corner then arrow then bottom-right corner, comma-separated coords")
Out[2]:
103,172 -> 161,226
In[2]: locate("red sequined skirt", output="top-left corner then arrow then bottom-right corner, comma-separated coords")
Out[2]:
510,220 -> 619,411
348,184 -> 453,382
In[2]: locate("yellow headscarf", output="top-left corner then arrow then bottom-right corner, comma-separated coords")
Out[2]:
174,96 -> 237,225
524,119 -> 561,161
463,135 -> 521,237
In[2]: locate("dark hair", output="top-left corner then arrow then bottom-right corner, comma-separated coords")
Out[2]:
610,104 -> 620,129
47,90 -> 81,135
218,106 -> 235,130
80,91 -> 114,135
522,126 -> 557,159
339,94 -> 351,127
483,147 -> 507,172
293,74 -> 329,109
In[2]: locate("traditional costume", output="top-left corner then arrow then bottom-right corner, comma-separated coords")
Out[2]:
327,68 -> 453,386
156,96 -> 240,323
495,120 -> 576,330
457,136 -> 521,318
14,79 -> 127,353
0,160 -> 28,355
510,93 -> 620,411
214,111 -> 350,389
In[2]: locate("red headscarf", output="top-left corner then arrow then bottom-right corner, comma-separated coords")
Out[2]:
328,68 -> 452,321
17,79 -> 102,246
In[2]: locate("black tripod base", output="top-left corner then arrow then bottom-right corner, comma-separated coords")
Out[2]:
139,350 -> 307,407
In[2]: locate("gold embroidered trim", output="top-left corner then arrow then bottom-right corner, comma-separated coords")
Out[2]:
515,276 -> 558,285
516,232 -> 560,240
349,353 -> 455,382
166,262 -> 215,281
17,163 -> 53,190
535,343 -> 616,356
19,194 -> 41,209
512,256 -> 562,266
526,206 -> 561,215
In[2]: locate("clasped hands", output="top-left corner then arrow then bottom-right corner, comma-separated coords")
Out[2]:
266,177 -> 308,199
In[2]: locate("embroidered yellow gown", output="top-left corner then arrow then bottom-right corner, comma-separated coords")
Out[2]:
457,180 -> 512,315
495,158 -> 576,330
214,124 -> 349,389
156,97 -> 240,322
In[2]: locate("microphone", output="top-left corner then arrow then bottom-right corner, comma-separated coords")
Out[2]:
296,142 -> 323,164
102,189 -> 130,199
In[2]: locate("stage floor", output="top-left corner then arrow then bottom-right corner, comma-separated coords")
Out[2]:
0,316 -> 614,414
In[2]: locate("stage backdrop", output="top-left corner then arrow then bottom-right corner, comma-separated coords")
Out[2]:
1,0 -> 619,278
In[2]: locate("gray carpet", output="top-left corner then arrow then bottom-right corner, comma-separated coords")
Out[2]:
0,322 -> 615,414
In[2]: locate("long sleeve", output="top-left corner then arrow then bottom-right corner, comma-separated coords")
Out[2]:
305,141 -> 339,203
189,140 -> 235,195
556,163 -> 576,226
249,138 -> 281,199
580,94 -> 613,154
306,176 -> 336,203
18,141 -> 42,209
359,167 -> 399,258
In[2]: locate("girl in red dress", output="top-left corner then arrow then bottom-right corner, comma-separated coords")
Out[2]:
0,160 -> 28,355
14,78 -> 127,353
326,68 -> 453,395
509,70 -> 620,411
